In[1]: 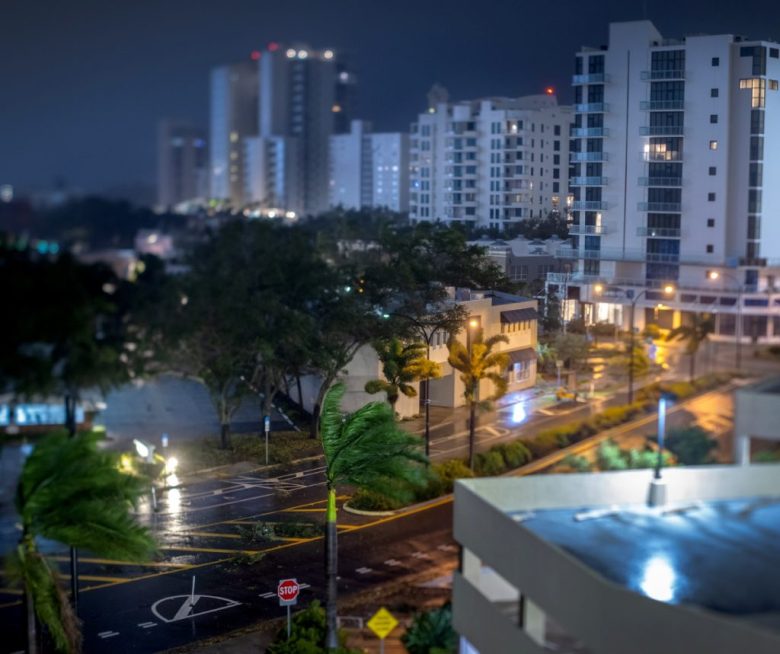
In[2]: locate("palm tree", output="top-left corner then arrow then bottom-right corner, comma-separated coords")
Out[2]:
364,337 -> 441,411
7,432 -> 156,654
319,383 -> 426,651
666,313 -> 716,381
447,330 -> 509,469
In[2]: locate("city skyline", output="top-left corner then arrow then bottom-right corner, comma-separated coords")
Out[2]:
4,0 -> 780,199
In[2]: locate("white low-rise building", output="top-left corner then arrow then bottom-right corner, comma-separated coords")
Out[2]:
297,289 -> 538,419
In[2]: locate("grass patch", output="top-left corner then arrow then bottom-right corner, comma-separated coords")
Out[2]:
238,520 -> 322,543
175,431 -> 321,473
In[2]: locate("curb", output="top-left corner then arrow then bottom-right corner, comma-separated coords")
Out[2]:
342,501 -> 396,517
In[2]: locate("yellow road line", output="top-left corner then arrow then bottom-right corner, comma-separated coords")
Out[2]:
159,545 -> 264,555
205,495 -> 348,529
65,495 -> 451,594
50,556 -> 191,569
286,508 -> 327,513
182,531 -> 243,540
62,574 -> 129,583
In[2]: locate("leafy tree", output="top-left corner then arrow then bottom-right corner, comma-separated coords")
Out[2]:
266,600 -> 359,654
665,426 -> 717,465
535,342 -> 557,374
319,383 -> 426,650
365,338 -> 440,410
447,331 -> 509,469
553,333 -> 589,370
7,432 -> 155,654
610,342 -> 651,378
0,252 -> 132,434
666,313 -> 716,381
402,603 -> 457,654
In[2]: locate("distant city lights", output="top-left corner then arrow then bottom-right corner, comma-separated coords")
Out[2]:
286,48 -> 297,58
323,49 -> 334,60
250,50 -> 261,61
297,49 -> 308,59
267,41 -> 280,52
545,86 -> 555,95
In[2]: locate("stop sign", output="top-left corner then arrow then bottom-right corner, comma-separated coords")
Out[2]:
277,578 -> 299,606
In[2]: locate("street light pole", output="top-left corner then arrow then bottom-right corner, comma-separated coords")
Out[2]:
654,394 -> 668,480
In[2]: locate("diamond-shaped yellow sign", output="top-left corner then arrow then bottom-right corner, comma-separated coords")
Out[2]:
367,606 -> 399,639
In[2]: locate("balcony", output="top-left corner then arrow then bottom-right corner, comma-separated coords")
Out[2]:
572,200 -> 608,211
570,151 -> 608,162
637,226 -> 681,237
572,73 -> 606,84
638,177 -> 682,187
571,176 -> 608,186
571,127 -> 608,137
575,102 -> 608,112
640,100 -> 684,110
638,201 -> 682,212
569,223 -> 609,235
643,151 -> 682,162
641,69 -> 686,80
639,125 -> 684,136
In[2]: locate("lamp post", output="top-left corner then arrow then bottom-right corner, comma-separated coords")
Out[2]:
594,283 -> 675,404
654,394 -> 668,480
706,270 -> 742,371
466,318 -> 479,470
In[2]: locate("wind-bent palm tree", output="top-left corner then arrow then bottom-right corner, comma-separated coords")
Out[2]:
320,383 -> 426,651
8,432 -> 156,654
447,331 -> 509,469
666,313 -> 716,381
365,338 -> 440,411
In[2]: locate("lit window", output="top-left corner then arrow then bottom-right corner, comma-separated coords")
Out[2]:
230,131 -> 239,143
709,140 -> 718,150
739,78 -> 766,108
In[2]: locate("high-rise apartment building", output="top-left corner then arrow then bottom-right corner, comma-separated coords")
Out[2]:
156,120 -> 208,210
243,43 -> 355,216
556,21 -> 780,341
209,60 -> 258,206
328,120 -> 409,212
409,95 -> 573,230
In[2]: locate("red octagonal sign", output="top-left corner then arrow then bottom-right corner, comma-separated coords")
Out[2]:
277,578 -> 299,606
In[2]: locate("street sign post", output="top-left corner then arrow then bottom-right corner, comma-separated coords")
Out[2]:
278,578 -> 300,639
367,607 -> 399,654
264,415 -> 271,465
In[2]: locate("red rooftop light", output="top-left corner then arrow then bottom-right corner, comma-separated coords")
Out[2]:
545,86 -> 555,95
251,50 -> 261,61
268,41 -> 280,52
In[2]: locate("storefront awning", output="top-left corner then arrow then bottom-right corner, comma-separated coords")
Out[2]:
506,348 -> 537,365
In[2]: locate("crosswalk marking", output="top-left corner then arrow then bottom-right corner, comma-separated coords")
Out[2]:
384,559 -> 402,567
137,621 -> 157,629
98,631 -> 119,639
356,567 -> 373,574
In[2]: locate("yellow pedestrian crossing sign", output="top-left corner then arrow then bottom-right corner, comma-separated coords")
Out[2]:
367,607 -> 398,639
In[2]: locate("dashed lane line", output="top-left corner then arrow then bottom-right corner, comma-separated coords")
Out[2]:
98,631 -> 120,639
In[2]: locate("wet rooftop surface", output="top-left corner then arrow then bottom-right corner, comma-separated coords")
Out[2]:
521,498 -> 780,631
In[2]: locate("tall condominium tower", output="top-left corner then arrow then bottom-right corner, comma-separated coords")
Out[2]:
556,21 -> 780,341
243,43 -> 355,216
156,120 -> 208,210
209,60 -> 258,206
408,95 -> 573,230
328,120 -> 409,212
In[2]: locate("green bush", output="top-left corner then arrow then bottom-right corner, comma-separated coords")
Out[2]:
402,603 -> 457,654
528,430 -> 571,458
428,459 -> 474,495
753,450 -> 780,462
349,487 -> 405,511
597,440 -> 628,470
561,454 -> 592,472
473,450 -> 506,476
495,441 -> 532,468
665,426 -> 717,465
267,600 -> 359,654
587,403 -> 646,431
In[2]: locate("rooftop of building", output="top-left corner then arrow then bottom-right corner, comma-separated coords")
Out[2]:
456,464 -> 780,639
470,235 -> 568,257
523,498 -> 780,630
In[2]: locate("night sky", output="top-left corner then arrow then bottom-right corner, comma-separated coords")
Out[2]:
3,0 -> 780,200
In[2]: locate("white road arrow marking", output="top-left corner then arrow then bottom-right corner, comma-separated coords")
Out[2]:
98,631 -> 119,639
384,559 -> 402,567
356,567 -> 373,574
412,551 -> 432,560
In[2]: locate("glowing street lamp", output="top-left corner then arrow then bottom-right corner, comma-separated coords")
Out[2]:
593,283 -> 675,403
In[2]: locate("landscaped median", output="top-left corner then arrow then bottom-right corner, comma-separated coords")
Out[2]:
348,372 -> 737,512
